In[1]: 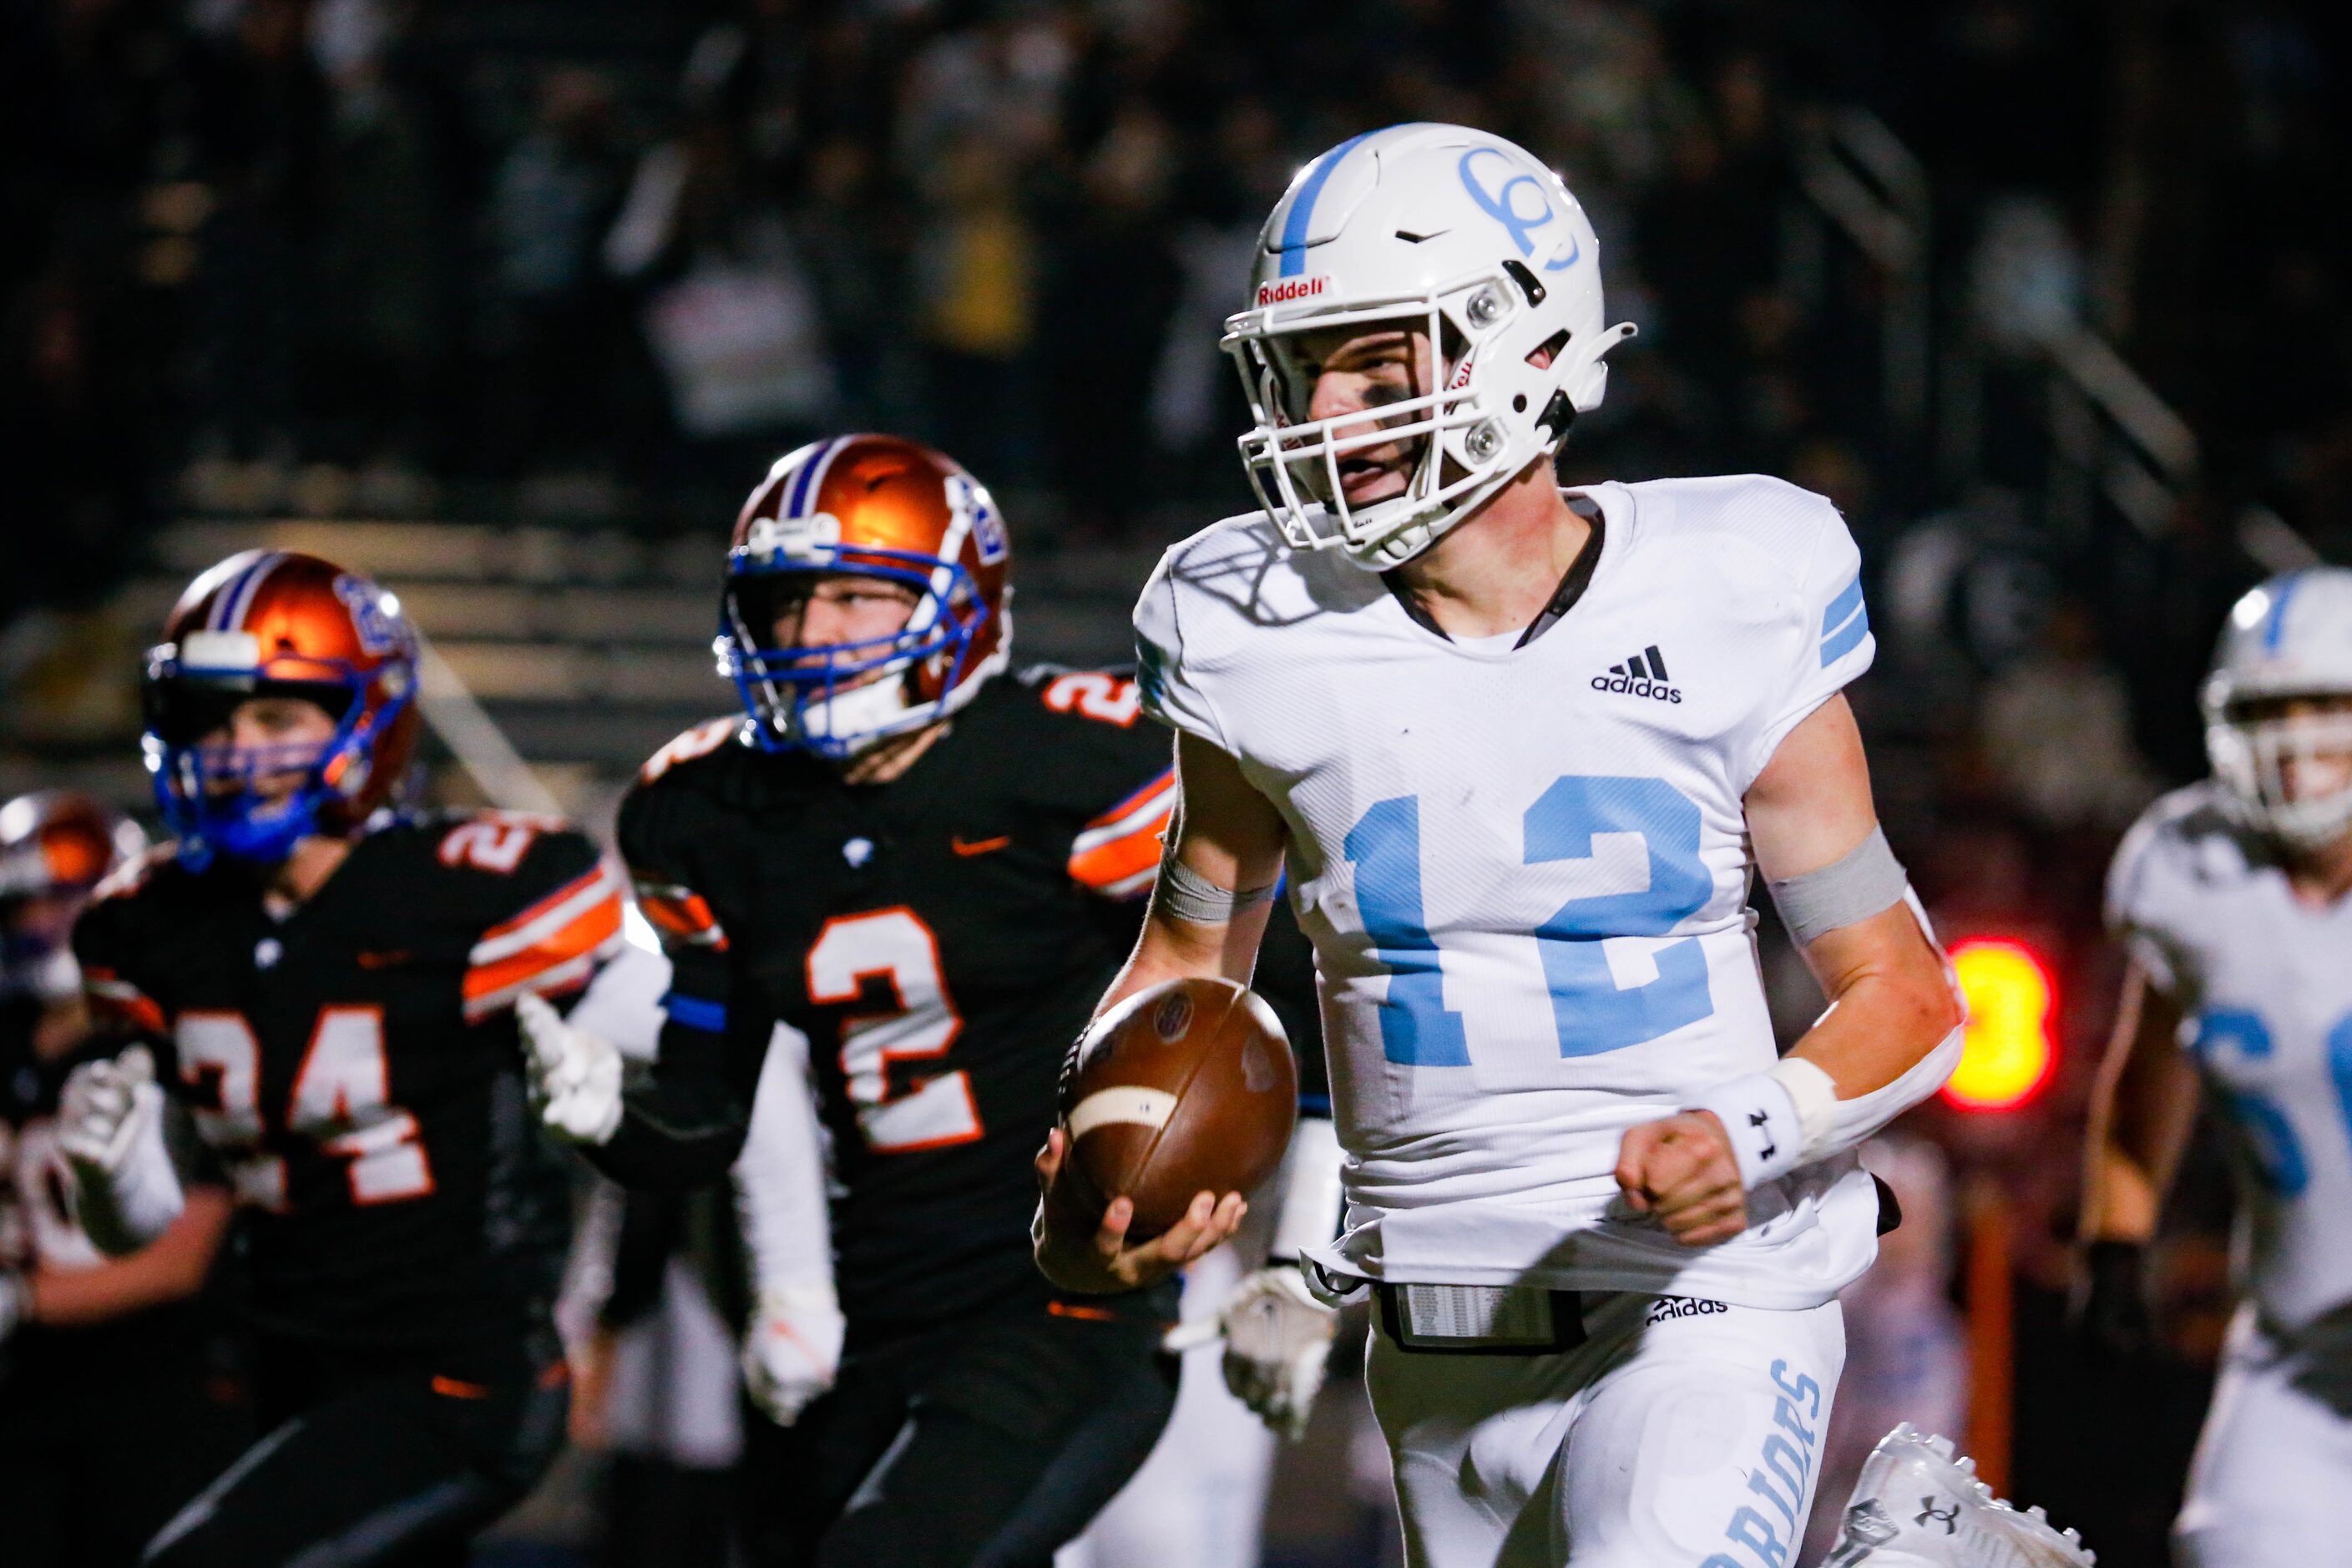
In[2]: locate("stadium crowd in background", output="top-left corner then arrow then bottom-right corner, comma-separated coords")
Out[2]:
6,2 -> 2352,1565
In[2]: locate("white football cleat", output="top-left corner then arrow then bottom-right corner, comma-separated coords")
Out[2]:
1821,1424 -> 2094,1567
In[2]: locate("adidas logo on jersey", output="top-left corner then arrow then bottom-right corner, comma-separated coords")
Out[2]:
1591,645 -> 1681,703
1646,1295 -> 1727,1324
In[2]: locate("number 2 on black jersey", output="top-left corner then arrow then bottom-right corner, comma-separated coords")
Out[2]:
806,908 -> 984,1153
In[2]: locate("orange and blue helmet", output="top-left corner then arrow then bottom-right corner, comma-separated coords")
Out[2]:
0,790 -> 145,999
718,434 -> 1013,758
142,549 -> 422,866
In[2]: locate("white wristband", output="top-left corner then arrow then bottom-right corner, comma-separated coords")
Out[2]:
1687,1071 -> 1805,1188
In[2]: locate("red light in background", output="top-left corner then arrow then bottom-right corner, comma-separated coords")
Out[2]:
1941,937 -> 2058,1112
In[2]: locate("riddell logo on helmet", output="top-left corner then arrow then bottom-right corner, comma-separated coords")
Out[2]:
1256,276 -> 1332,307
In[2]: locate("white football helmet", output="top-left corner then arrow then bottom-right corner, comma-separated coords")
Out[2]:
2203,568 -> 2352,852
1222,122 -> 1635,570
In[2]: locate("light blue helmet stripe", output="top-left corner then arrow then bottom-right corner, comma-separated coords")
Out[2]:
2264,571 -> 2304,653
1277,132 -> 1375,277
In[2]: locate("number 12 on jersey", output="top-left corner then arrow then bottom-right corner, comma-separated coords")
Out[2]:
1344,775 -> 1716,1065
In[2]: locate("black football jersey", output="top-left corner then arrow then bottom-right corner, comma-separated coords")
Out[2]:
71,812 -> 625,1348
608,667 -> 1179,1328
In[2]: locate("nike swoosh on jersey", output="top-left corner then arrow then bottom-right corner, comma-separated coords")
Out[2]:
951,835 -> 1012,857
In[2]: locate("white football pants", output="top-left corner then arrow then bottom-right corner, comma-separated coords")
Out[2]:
1367,1291 -> 1844,1568
2176,1303 -> 2352,1566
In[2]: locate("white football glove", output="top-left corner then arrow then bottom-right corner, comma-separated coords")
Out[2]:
58,1045 -> 185,1254
1168,1262 -> 1339,1440
515,993 -> 624,1146
741,1282 -> 845,1427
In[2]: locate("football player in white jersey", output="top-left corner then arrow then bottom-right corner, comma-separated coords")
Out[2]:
1029,122 -> 1973,1568
2084,567 -> 2352,1565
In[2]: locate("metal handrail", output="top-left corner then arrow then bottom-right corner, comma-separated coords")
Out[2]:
414,631 -> 565,815
1795,107 -> 1934,441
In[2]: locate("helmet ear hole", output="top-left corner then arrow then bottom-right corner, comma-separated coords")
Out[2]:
1539,390 -> 1576,443
1501,258 -> 1546,307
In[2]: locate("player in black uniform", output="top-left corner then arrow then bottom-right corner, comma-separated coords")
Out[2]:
0,791 -> 245,1568
518,435 -> 1186,1565
57,550 -> 625,1568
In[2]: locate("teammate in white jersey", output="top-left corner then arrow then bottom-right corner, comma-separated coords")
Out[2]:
1030,122 -> 1967,1568
2084,567 -> 2352,1565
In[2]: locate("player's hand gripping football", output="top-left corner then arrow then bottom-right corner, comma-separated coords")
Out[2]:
515,993 -> 624,1146
1165,1263 -> 1338,1440
741,1282 -> 846,1427
1615,1110 -> 1748,1246
1031,1125 -> 1247,1294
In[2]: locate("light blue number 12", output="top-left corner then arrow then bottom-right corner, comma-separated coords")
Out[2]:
1343,776 -> 1715,1066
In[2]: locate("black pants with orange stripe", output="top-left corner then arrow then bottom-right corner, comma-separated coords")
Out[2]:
737,1288 -> 1180,1568
142,1332 -> 569,1568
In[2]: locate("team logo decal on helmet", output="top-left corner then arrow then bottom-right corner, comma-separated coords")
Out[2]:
1224,123 -> 1636,570
2203,568 -> 2352,851
716,434 -> 1013,758
142,549 -> 422,867
1456,147 -> 1581,272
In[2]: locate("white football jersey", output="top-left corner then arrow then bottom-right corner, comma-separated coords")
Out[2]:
1135,474 -> 1883,1309
2107,781 -> 2352,1331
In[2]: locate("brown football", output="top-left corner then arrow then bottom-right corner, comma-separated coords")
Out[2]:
1050,977 -> 1298,1244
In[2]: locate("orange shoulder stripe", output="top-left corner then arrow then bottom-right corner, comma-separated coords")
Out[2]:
463,885 -> 625,1019
1067,771 -> 1176,898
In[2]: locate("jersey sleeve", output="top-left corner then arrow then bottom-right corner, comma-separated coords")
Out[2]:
615,768 -> 732,1009
458,824 -> 629,1022
70,876 -> 168,1039
1133,546 -> 1234,754
1742,495 -> 1875,786
598,756 -> 777,1191
1019,666 -> 1180,900
1068,766 -> 1177,899
2104,800 -> 2189,1000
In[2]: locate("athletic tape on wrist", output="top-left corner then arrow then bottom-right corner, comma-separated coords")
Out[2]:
1687,1072 -> 1805,1188
1768,1056 -> 1839,1155
1156,852 -> 1277,927
1768,825 -> 1907,946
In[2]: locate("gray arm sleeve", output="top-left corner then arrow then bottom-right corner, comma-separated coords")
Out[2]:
1766,825 -> 1907,946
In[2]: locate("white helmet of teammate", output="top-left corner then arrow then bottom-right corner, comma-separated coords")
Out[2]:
1222,123 -> 1636,570
2203,568 -> 2352,851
